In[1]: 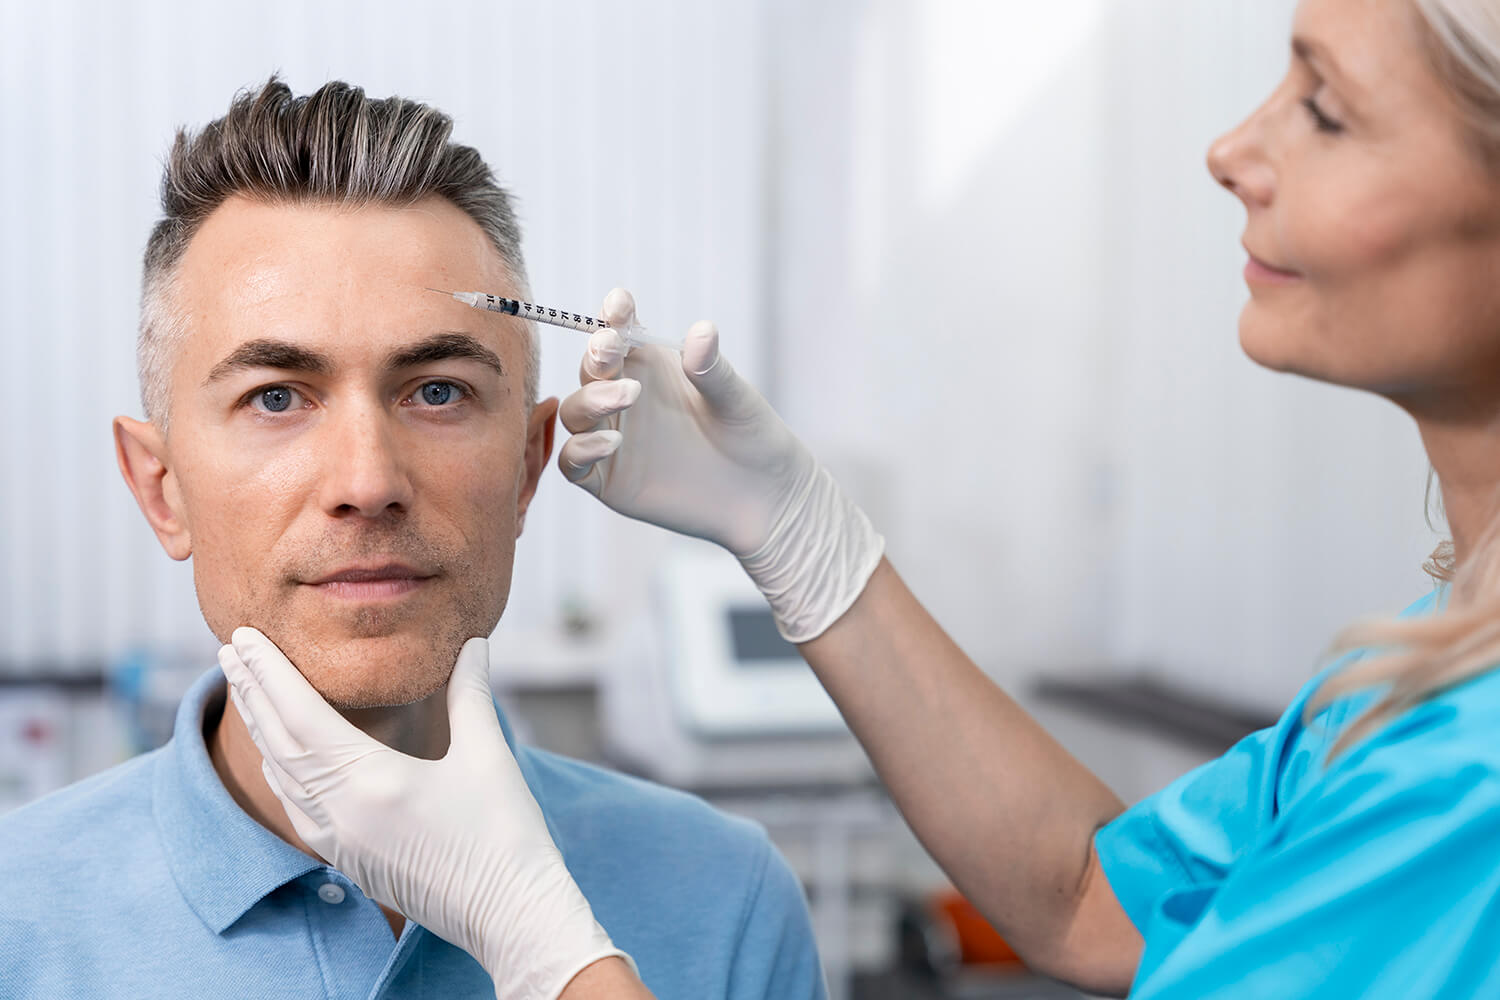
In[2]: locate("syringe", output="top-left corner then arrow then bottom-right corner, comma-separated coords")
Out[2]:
428,289 -> 681,352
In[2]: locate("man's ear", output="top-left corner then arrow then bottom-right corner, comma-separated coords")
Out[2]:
515,397 -> 559,536
114,416 -> 192,561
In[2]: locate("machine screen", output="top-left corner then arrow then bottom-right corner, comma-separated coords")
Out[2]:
727,607 -> 797,662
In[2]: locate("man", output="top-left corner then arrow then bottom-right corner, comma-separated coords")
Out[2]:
0,77 -> 824,999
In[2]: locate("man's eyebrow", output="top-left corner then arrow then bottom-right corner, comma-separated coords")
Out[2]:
385,332 -> 506,376
1292,35 -> 1364,99
202,339 -> 335,386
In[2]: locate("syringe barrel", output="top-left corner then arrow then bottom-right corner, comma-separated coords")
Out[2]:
517,301 -> 606,333
472,293 -> 519,316
474,294 -> 608,334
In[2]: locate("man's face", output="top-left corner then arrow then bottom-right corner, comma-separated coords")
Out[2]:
126,195 -> 554,709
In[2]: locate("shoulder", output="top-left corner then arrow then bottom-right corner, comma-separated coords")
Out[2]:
517,744 -> 771,868
1279,588 -> 1455,781
1324,665 -> 1500,792
0,750 -> 162,882
514,745 -> 818,971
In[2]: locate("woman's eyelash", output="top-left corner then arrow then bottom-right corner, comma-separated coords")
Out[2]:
1301,96 -> 1344,134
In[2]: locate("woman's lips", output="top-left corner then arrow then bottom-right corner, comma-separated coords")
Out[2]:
1243,253 -> 1303,286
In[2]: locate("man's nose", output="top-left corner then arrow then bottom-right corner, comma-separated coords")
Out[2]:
317,407 -> 415,518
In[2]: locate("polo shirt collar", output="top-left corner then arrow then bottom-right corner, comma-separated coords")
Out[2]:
153,667 -> 325,934
151,665 -> 541,936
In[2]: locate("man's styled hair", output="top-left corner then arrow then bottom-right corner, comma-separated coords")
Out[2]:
138,75 -> 538,430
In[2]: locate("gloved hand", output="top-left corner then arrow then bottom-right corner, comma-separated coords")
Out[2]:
217,628 -> 632,1000
557,288 -> 883,642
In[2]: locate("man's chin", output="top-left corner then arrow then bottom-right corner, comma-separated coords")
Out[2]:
272,630 -> 463,711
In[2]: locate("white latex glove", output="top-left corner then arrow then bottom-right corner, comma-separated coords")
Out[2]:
557,288 -> 883,642
217,627 -> 632,1000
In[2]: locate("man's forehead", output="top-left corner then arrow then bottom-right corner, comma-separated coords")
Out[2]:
173,195 -> 524,371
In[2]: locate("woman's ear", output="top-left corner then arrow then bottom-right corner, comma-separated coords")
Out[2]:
114,416 -> 192,561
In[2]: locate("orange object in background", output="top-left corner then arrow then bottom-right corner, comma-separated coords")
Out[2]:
931,889 -> 1026,968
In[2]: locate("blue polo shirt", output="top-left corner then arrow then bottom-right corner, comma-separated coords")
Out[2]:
1097,587 -> 1500,997
0,668 -> 825,999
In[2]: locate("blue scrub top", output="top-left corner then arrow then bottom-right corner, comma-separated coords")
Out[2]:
1096,587 -> 1500,997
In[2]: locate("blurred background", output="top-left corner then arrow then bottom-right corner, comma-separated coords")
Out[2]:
0,0 -> 1440,996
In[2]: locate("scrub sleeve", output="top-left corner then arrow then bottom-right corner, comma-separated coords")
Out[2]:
1092,589 -> 1500,997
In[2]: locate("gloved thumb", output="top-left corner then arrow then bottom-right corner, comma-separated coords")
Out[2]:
681,321 -> 754,415
445,637 -> 504,752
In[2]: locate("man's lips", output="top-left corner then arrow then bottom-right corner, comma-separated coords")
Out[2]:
302,563 -> 436,601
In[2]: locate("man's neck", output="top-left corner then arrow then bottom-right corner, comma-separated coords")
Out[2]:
207,683 -> 452,939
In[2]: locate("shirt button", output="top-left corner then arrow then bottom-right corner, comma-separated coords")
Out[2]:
317,882 -> 346,905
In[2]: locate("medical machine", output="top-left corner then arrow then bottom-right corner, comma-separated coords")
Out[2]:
658,547 -> 846,737
599,544 -> 873,789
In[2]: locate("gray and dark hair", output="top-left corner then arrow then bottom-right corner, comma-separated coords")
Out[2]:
138,75 -> 538,430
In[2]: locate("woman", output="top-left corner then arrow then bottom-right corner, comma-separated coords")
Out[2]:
223,0 -> 1500,995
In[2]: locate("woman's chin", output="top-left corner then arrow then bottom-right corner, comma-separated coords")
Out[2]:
1237,304 -> 1335,380
1238,311 -> 1300,374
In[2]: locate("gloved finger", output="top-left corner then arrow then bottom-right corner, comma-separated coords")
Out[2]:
260,758 -> 329,848
680,321 -> 757,416
225,676 -> 322,827
231,627 -> 369,749
254,731 -> 337,838
445,638 -> 507,755
253,737 -> 313,810
220,644 -> 305,763
226,679 -> 270,760
601,287 -> 638,330
558,379 -> 641,435
228,674 -> 328,833
557,429 -> 623,486
579,328 -> 627,384
681,320 -> 721,379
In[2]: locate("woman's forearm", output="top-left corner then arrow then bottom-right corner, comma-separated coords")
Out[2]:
800,558 -> 1142,992
554,957 -> 656,1000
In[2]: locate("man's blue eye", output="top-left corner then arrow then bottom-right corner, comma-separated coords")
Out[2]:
418,382 -> 463,406
256,387 -> 298,413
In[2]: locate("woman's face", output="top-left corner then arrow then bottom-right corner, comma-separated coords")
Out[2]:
1209,0 -> 1500,415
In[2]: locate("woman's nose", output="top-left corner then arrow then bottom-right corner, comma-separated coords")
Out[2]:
1207,105 -> 1275,208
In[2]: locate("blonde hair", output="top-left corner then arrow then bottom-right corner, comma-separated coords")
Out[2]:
1308,0 -> 1500,758
1414,0 -> 1500,161
139,76 -> 540,432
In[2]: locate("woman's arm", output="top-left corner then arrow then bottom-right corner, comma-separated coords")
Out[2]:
557,295 -> 1142,992
560,958 -> 656,1000
804,559 -> 1141,994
